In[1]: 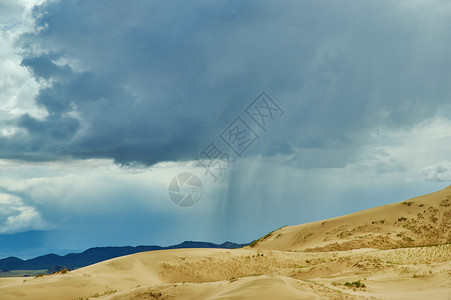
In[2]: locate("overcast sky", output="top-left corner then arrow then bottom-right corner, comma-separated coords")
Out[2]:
1,0 -> 451,258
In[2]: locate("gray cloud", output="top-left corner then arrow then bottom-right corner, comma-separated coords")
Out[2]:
2,0 -> 451,168
420,161 -> 451,182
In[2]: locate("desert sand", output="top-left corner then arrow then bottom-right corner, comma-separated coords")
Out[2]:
1,187 -> 450,299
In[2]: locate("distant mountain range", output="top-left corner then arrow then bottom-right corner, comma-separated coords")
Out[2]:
0,241 -> 247,272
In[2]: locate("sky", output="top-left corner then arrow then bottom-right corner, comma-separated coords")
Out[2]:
0,0 -> 451,258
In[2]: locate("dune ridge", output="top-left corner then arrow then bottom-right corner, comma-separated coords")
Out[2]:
250,185 -> 451,251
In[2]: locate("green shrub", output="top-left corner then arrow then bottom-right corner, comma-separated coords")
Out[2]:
343,280 -> 366,289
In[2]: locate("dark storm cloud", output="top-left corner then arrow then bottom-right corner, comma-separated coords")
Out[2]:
18,113 -> 79,140
21,55 -> 71,81
3,0 -> 451,167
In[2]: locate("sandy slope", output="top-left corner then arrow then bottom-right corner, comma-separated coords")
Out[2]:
1,246 -> 450,299
250,185 -> 451,251
1,187 -> 450,299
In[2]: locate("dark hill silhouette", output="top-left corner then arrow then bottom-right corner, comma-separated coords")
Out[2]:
0,241 -> 246,271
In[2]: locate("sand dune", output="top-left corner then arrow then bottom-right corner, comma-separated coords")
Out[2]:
250,185 -> 451,251
1,187 -> 450,299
